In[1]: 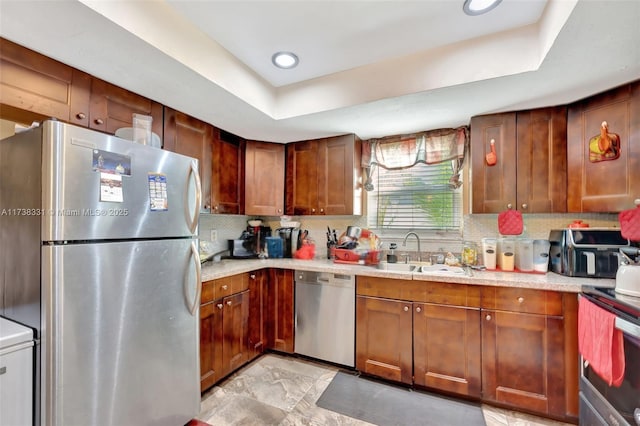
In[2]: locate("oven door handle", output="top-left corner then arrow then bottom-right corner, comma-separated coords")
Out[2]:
616,316 -> 640,338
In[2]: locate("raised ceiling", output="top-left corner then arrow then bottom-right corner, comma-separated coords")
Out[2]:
1,0 -> 639,142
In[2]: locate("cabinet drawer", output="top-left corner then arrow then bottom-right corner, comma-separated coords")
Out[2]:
202,280 -> 215,304
421,281 -> 481,308
356,276 -> 425,301
481,287 -> 563,316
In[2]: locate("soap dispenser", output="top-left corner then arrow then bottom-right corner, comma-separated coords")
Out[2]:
387,243 -> 398,263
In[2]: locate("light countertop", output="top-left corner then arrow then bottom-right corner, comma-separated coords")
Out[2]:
200,258 -> 615,293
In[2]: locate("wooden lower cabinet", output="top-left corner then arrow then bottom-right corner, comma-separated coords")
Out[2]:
480,288 -> 578,420
199,274 -> 250,392
248,270 -> 267,361
266,268 -> 294,353
413,303 -> 481,397
356,277 -> 578,421
199,296 -> 222,392
356,295 -> 413,384
356,277 -> 481,396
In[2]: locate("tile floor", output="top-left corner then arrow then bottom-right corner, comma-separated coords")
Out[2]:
196,353 -> 575,426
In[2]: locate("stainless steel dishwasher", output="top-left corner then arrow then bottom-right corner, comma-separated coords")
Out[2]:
294,270 -> 355,367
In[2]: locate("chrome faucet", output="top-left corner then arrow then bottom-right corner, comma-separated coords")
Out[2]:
402,232 -> 421,262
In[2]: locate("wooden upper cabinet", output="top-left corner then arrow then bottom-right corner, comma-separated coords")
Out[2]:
286,134 -> 362,216
88,78 -> 163,136
471,108 -> 567,213
0,38 -> 90,125
286,140 -> 319,215
245,141 -> 285,216
212,130 -> 245,214
471,113 -> 517,213
163,107 -> 213,211
567,81 -> 640,212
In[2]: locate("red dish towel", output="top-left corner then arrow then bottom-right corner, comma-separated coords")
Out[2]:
578,297 -> 625,387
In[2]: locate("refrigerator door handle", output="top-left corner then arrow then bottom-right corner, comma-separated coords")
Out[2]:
186,160 -> 202,234
186,241 -> 202,316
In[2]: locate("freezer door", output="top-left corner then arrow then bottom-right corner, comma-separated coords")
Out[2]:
40,120 -> 201,241
41,239 -> 201,426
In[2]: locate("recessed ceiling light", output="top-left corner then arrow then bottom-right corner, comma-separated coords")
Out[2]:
272,52 -> 299,69
463,0 -> 502,15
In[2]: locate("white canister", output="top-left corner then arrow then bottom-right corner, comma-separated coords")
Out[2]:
516,239 -> 534,272
482,238 -> 497,270
498,237 -> 516,270
533,239 -> 551,273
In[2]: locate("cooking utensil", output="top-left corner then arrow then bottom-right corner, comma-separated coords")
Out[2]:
346,226 -> 362,239
485,139 -> 497,166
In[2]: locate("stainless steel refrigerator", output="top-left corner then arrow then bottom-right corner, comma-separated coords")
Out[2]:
0,120 -> 202,426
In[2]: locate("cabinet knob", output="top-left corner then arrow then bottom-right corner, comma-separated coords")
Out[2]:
226,300 -> 232,306
311,208 -> 316,213
277,209 -> 282,214
403,306 -> 409,312
416,307 -> 422,313
507,203 -> 513,210
320,208 -> 324,213
213,205 -> 219,211
217,303 -> 223,309
221,284 -> 228,290
94,118 -> 104,125
250,274 -> 256,280
521,203 -> 528,210
517,297 -> 524,304
485,314 -> 492,321
75,112 -> 86,120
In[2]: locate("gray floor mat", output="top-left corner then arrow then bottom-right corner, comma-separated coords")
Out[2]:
316,372 -> 486,426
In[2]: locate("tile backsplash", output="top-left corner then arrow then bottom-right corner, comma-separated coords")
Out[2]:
199,212 -> 620,260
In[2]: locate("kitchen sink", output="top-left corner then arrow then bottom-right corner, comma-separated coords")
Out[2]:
416,265 -> 467,275
377,262 -> 417,272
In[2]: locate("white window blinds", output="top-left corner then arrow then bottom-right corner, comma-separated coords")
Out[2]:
367,162 -> 462,231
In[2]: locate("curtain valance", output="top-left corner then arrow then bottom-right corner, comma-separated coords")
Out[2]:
362,126 -> 469,191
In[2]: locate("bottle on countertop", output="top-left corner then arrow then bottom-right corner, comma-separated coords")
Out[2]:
387,243 -> 398,263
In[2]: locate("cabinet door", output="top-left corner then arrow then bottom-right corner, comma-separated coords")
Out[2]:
212,131 -> 244,214
286,140 -> 319,215
222,290 -> 249,377
200,300 -> 223,392
266,269 -> 294,353
515,107 -> 567,213
413,303 -> 481,397
471,113 -> 517,213
163,108 -> 213,211
0,38 -> 90,125
247,270 -> 267,361
355,295 -> 413,384
482,310 -> 566,417
245,141 -> 285,216
88,78 -> 163,136
567,81 -> 640,212
319,134 -> 362,215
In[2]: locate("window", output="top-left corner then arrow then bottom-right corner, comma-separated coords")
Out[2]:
367,161 -> 462,232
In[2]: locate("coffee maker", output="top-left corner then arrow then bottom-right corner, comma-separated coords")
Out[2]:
276,227 -> 301,258
228,225 -> 271,258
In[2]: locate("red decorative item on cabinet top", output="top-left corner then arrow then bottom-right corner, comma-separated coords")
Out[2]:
619,199 -> 640,241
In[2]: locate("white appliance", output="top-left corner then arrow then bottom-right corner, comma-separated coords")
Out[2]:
0,317 -> 34,426
0,120 -> 202,426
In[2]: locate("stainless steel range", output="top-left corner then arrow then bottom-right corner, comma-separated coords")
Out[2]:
579,286 -> 640,425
